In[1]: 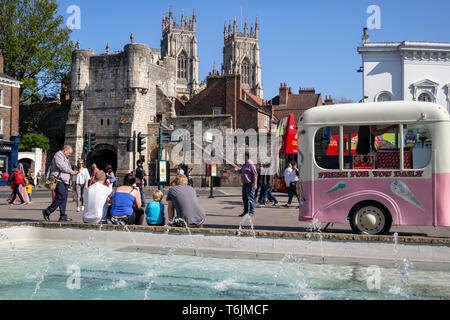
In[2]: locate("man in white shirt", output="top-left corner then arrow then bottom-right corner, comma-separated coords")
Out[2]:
283,162 -> 303,208
82,171 -> 113,224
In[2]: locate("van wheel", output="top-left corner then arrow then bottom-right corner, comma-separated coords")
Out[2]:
349,202 -> 392,235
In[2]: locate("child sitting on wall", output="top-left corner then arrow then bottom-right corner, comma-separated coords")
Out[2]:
145,190 -> 165,226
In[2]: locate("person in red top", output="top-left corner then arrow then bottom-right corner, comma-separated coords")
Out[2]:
9,163 -> 25,205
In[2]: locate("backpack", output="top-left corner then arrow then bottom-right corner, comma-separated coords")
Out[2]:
13,171 -> 24,185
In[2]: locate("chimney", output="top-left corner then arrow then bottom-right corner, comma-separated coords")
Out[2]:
279,83 -> 289,105
0,49 -> 4,74
362,27 -> 370,44
324,95 -> 334,105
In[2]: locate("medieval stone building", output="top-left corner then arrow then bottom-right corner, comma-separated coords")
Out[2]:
223,17 -> 263,98
161,8 -> 199,101
64,8 -> 266,182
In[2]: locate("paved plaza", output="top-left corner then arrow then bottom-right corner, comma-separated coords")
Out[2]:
1,186 -> 449,239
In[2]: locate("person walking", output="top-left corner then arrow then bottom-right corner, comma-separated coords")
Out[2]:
36,170 -> 42,188
105,164 -> 117,187
26,179 -> 33,204
283,162 -> 304,208
8,164 -> 26,205
42,146 -> 79,222
71,165 -> 77,202
90,163 -> 99,185
135,160 -> 146,208
234,152 -> 258,217
75,160 -> 90,212
261,164 -> 279,206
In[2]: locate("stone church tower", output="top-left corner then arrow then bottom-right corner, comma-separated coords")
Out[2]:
161,7 -> 199,100
223,16 -> 263,98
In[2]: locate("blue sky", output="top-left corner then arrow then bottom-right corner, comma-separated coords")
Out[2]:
56,0 -> 450,102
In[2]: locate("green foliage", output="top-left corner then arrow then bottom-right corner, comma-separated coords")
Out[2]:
0,0 -> 73,102
19,133 -> 50,151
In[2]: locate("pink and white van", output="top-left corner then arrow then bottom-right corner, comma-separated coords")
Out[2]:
297,101 -> 450,235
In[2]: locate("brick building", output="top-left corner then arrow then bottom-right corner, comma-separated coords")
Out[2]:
0,49 -> 21,180
270,83 -> 334,122
180,72 -> 274,131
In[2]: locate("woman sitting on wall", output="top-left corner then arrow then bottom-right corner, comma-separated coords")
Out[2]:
109,173 -> 144,225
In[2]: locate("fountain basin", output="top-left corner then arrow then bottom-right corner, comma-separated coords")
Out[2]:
1,223 -> 450,300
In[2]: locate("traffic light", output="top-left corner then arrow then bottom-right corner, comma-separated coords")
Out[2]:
137,132 -> 146,153
126,138 -> 135,153
83,133 -> 89,152
89,131 -> 96,152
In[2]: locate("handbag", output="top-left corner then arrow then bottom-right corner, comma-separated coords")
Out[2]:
45,171 -> 62,191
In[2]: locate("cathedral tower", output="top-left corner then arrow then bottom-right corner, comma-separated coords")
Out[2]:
223,16 -> 263,98
161,7 -> 199,100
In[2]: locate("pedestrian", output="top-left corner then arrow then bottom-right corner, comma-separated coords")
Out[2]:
170,164 -> 185,185
105,164 -> 117,187
283,162 -> 305,208
36,170 -> 42,188
42,146 -> 79,222
26,179 -> 33,204
166,174 -> 206,228
8,163 -> 26,205
261,164 -> 278,206
90,163 -> 99,185
234,152 -> 258,217
254,163 -> 263,204
75,160 -> 90,212
145,190 -> 165,226
26,168 -> 35,187
71,164 -> 77,202
135,160 -> 146,208
110,173 -> 144,225
82,170 -> 113,224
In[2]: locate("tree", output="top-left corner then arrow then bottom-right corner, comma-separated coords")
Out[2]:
0,0 -> 73,102
19,133 -> 50,151
334,97 -> 354,104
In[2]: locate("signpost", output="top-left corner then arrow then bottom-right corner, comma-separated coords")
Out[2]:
209,161 -> 217,198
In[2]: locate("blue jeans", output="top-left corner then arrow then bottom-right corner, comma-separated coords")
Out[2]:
136,183 -> 146,207
45,181 -> 69,218
263,187 -> 278,204
242,183 -> 255,215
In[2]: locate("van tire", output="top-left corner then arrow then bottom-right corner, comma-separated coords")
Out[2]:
349,201 -> 392,235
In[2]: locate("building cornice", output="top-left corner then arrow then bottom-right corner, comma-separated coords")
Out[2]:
0,76 -> 22,88
358,41 -> 450,62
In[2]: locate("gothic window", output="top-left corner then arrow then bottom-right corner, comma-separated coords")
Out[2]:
177,53 -> 187,80
418,92 -> 432,102
241,59 -> 250,85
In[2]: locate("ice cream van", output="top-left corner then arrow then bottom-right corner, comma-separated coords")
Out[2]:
297,101 -> 450,235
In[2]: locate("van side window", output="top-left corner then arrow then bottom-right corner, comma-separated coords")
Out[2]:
405,124 -> 432,169
314,127 -> 340,170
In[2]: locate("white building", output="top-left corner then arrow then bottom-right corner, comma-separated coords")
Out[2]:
357,32 -> 450,110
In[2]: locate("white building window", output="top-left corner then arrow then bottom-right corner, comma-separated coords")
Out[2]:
0,88 -> 3,105
0,118 -> 3,135
376,91 -> 392,102
212,107 -> 222,115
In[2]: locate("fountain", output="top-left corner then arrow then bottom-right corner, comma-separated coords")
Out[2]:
0,223 -> 449,300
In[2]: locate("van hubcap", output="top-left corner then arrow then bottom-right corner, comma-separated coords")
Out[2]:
355,206 -> 385,234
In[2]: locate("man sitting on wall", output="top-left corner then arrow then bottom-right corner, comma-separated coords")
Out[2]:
82,171 -> 113,224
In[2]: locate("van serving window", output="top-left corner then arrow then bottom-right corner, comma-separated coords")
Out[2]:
314,127 -> 340,170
